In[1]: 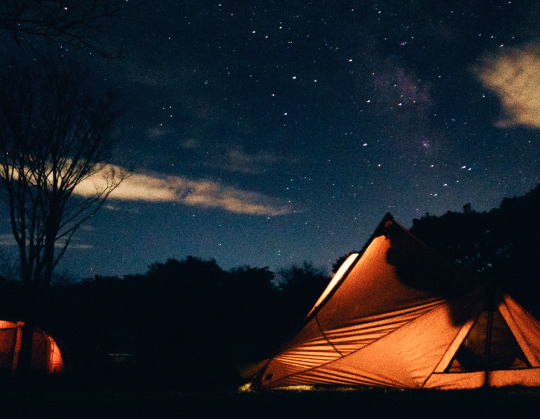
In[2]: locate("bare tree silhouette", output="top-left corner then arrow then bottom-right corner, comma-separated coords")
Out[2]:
0,0 -> 122,57
0,58 -> 126,376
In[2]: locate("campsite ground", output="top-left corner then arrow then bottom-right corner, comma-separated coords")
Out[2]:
1,376 -> 540,418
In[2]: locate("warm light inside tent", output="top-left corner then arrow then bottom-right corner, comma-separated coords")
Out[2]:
0,321 -> 64,374
48,336 -> 64,373
306,253 -> 359,318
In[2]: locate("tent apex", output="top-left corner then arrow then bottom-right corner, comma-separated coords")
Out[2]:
255,212 -> 540,390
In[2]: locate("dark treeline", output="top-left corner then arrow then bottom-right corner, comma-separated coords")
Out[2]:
0,184 -> 539,388
410,183 -> 540,314
0,257 -> 330,387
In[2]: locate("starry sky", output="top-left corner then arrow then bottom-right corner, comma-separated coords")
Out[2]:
1,0 -> 540,279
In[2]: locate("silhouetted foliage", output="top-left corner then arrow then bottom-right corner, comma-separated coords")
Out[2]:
0,277 -> 24,320
0,254 -> 337,387
0,249 -> 18,282
411,184 -> 540,312
275,262 -> 331,328
226,266 -> 278,344
386,220 -> 481,300
410,204 -> 492,272
0,0 -> 123,57
145,256 -> 228,340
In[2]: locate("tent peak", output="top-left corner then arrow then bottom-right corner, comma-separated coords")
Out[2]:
254,212 -> 540,390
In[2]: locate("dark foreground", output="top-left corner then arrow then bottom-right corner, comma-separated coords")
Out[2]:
1,376 -> 540,419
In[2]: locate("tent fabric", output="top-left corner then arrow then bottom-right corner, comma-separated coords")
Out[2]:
255,213 -> 540,389
0,320 -> 64,374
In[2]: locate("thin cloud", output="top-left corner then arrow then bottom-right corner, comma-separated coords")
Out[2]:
75,165 -> 292,216
104,204 -> 121,211
0,234 -> 16,246
0,234 -> 93,250
180,141 -> 281,174
146,125 -> 172,139
223,148 -> 278,174
477,44 -> 540,128
57,243 -> 94,250
180,138 -> 200,150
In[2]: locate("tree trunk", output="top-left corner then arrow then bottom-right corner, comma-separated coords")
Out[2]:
17,284 -> 37,380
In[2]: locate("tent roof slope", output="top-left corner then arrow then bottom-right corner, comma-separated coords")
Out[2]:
305,213 -> 477,323
255,213 -> 540,390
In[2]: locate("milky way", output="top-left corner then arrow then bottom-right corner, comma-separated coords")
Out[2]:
1,0 -> 539,278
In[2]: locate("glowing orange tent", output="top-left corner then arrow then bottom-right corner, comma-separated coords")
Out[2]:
0,320 -> 64,375
254,213 -> 540,389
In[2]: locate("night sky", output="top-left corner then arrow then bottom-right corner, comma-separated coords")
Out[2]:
2,0 -> 540,279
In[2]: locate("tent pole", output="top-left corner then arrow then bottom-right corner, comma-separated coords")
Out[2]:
484,307 -> 494,388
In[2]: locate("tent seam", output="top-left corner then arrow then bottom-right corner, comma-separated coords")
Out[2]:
315,315 -> 343,357
265,301 -> 446,387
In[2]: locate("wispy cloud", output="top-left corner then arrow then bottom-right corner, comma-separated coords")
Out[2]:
0,234 -> 16,247
54,240 -> 94,249
180,138 -> 199,150
58,243 -> 94,250
0,234 -> 93,250
75,165 -> 292,216
222,148 -> 278,174
477,44 -> 540,128
180,140 -> 283,174
145,125 -> 172,139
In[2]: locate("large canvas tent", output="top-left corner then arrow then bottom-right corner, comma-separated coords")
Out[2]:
0,320 -> 64,375
254,213 -> 540,390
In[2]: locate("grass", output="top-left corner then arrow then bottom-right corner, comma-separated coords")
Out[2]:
1,375 -> 540,418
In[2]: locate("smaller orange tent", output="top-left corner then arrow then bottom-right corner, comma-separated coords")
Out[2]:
0,320 -> 64,375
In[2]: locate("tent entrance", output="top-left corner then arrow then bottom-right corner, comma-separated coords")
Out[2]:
445,309 -> 530,373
